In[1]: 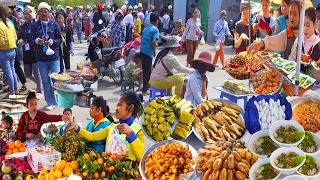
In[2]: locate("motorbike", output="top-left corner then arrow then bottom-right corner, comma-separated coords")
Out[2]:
224,19 -> 235,47
85,29 -> 125,85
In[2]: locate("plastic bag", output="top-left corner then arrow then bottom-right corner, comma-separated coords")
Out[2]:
215,39 -> 220,51
200,36 -> 205,46
105,126 -> 129,159
24,134 -> 44,148
46,46 -> 54,55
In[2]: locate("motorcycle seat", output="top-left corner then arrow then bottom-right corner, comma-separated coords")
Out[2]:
101,47 -> 121,55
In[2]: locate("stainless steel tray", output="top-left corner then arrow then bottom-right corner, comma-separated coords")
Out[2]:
213,86 -> 254,97
249,69 -> 284,95
139,140 -> 198,180
192,99 -> 248,145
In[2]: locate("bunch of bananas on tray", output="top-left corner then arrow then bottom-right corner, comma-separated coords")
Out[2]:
143,96 -> 194,142
193,100 -> 245,144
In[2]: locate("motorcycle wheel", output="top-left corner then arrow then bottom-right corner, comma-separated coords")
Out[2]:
112,66 -> 124,85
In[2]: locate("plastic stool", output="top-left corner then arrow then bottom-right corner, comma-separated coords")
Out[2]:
220,91 -> 248,107
121,81 -> 134,91
149,86 -> 167,101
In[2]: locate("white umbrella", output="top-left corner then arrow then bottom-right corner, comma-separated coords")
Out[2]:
0,0 -> 19,6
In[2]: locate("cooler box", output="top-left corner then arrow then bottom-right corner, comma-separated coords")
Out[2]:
27,148 -> 61,173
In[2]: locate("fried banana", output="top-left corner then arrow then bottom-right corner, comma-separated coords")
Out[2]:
222,128 -> 232,140
195,108 -> 204,118
221,100 -> 242,113
194,117 -> 201,124
200,125 -> 211,140
229,124 -> 242,136
209,100 -> 222,108
220,112 -> 234,125
231,122 -> 245,132
200,103 -> 209,112
221,107 -> 239,119
228,130 -> 237,139
195,124 -> 205,140
205,124 -> 220,141
233,118 -> 246,129
217,129 -> 226,141
216,112 -> 230,125
206,101 -> 215,110
203,118 -> 219,133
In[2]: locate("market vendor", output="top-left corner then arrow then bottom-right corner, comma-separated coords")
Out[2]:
234,3 -> 255,54
248,1 -> 301,59
16,92 -> 69,142
150,36 -> 194,97
184,51 -> 215,107
289,7 -> 320,82
85,96 -> 111,152
66,91 -> 144,162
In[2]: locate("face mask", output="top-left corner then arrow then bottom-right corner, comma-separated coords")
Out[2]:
197,63 -> 208,74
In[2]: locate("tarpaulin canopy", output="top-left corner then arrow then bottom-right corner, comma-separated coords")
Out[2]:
0,0 -> 19,6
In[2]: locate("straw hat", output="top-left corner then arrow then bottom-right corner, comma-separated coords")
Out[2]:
176,19 -> 182,24
131,38 -> 141,49
38,2 -> 51,11
138,3 -> 143,8
191,51 -> 215,72
128,5 -> 133,10
121,5 -> 127,10
162,36 -> 181,48
168,5 -> 172,10
134,5 -> 138,10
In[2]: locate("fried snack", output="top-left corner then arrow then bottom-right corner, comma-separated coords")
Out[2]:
221,100 -> 242,113
145,142 -> 195,180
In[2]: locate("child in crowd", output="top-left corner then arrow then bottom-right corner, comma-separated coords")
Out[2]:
1,116 -> 16,142
174,19 -> 185,37
16,92 -> 69,142
1,111 -> 5,118
59,108 -> 74,136
67,91 -> 144,162
85,96 -> 111,152
106,105 -> 115,123
124,53 -> 143,90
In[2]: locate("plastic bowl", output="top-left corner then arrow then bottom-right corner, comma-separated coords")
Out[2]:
282,175 -> 308,180
269,120 -> 305,147
298,131 -> 320,156
249,158 -> 281,180
296,156 -> 320,180
270,147 -> 306,175
248,130 -> 279,158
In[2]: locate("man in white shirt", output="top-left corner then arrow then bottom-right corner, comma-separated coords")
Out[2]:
124,7 -> 134,43
103,5 -> 113,26
162,10 -> 170,31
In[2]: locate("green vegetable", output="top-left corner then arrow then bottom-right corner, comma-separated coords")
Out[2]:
304,79 -> 313,87
299,77 -> 308,84
284,66 -> 294,72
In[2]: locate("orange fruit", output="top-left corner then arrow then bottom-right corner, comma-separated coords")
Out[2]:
90,151 -> 96,157
6,149 -> 12,155
37,173 -> 46,180
56,160 -> 67,171
82,172 -> 88,177
20,143 -> 25,147
12,148 -> 19,153
97,158 -> 103,165
8,143 -> 15,149
94,172 -> 99,179
19,146 -> 26,152
70,161 -> 78,170
62,166 -> 73,177
66,162 -> 71,167
101,171 -> 106,177
15,140 -> 21,148
54,169 -> 62,178
82,153 -> 89,160
46,174 -> 55,180
50,165 -> 57,172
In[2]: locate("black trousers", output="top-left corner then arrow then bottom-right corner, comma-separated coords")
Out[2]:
14,58 -> 27,85
125,25 -> 132,43
140,53 -> 152,92
60,47 -> 71,72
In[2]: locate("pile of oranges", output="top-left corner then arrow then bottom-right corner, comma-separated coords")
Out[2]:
35,160 -> 79,180
5,140 -> 26,155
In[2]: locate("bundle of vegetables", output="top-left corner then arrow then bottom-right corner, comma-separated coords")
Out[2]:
49,131 -> 86,162
225,53 -> 262,80
197,145 -> 258,180
193,100 -> 245,144
76,151 -> 139,180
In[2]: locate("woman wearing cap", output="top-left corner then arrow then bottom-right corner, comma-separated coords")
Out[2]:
17,6 -> 43,95
92,4 -> 106,32
150,36 -> 194,97
0,6 -> 18,95
182,8 -> 204,67
248,1 -> 301,59
29,2 -> 62,110
110,9 -> 126,48
184,51 -> 215,107
234,4 -> 255,54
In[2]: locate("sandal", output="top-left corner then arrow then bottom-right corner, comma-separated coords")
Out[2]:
18,86 -> 28,93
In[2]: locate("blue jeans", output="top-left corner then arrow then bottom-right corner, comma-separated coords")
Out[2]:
37,60 -> 60,106
0,49 -> 18,94
75,25 -> 82,41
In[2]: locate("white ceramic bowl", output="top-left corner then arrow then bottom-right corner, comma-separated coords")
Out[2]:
249,158 -> 281,180
248,130 -> 279,158
296,156 -> 320,180
298,131 -> 320,156
269,120 -> 305,147
270,147 -> 306,175
282,175 -> 308,180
